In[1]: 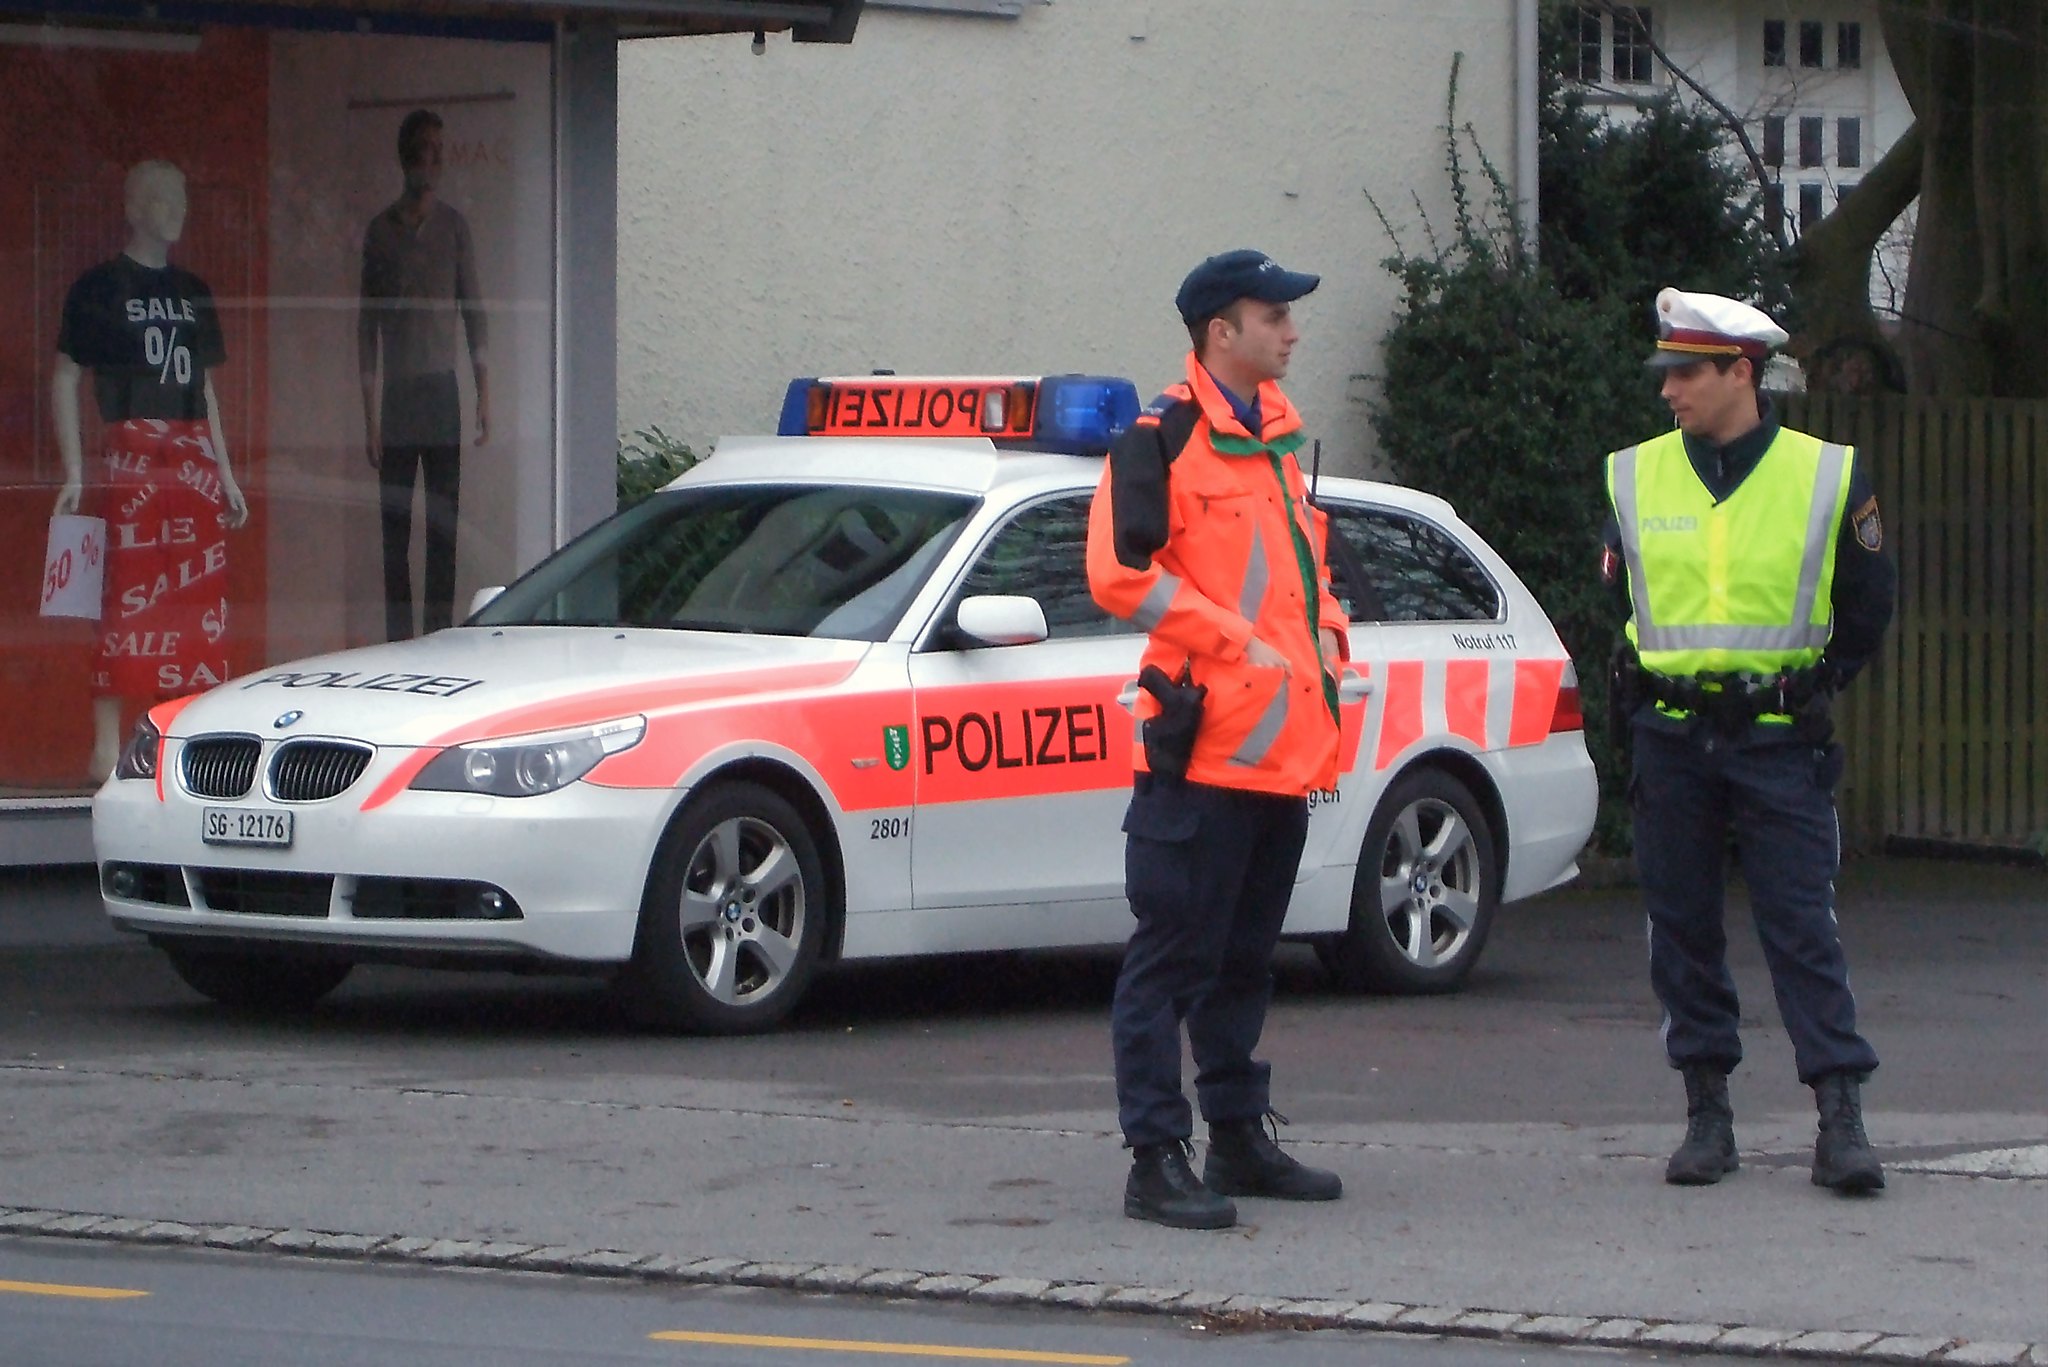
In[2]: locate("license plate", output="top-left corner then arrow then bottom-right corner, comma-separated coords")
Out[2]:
202,806 -> 294,848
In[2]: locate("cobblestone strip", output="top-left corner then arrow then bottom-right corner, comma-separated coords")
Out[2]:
0,1204 -> 2029,1365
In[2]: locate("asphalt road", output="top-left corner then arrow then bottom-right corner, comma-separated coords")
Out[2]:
0,1236 -> 1625,1367
1,857 -> 2043,1351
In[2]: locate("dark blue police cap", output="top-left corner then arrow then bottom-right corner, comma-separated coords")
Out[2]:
1175,249 -> 1320,326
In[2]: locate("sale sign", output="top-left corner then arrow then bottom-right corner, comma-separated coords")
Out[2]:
40,514 -> 106,620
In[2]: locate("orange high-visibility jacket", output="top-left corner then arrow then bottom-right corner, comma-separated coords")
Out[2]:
1086,354 -> 1349,797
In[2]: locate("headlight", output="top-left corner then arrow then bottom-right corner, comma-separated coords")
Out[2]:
114,715 -> 162,781
409,716 -> 646,798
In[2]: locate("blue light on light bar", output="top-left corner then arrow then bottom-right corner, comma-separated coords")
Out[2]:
1031,375 -> 1141,455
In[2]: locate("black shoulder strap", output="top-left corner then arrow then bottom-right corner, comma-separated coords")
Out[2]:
1107,392 -> 1200,570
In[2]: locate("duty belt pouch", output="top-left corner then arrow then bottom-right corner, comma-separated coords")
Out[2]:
1136,663 -> 1205,782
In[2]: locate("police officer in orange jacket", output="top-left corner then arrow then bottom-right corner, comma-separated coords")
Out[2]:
1086,250 -> 1350,1229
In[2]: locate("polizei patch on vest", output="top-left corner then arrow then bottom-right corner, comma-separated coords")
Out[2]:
1852,496 -> 1883,550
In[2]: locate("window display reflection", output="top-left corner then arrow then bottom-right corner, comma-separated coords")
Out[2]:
1,24 -> 554,798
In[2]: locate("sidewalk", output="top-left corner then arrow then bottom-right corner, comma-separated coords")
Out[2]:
2,859 -> 2043,1361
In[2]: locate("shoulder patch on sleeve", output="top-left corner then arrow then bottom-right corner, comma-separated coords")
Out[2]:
1852,495 -> 1882,551
1599,545 -> 1621,584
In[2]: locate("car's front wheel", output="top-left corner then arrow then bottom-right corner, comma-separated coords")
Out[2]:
1318,768 -> 1499,994
618,781 -> 830,1034
159,943 -> 353,1011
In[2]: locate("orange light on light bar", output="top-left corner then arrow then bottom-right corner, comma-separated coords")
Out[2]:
807,379 -> 1038,438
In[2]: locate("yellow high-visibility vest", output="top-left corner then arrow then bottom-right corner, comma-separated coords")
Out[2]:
1607,426 -> 1852,680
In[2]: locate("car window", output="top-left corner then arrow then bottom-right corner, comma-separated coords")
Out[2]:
946,495 -> 1133,640
473,484 -> 978,640
1323,502 -> 1502,624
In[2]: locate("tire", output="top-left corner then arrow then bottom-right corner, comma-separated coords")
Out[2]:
617,781 -> 830,1034
1318,768 -> 1500,994
160,943 -> 353,1012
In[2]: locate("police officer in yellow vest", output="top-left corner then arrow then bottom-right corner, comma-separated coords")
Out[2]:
1602,288 -> 1895,1195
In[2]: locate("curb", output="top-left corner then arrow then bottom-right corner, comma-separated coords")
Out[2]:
2,1206 -> 2039,1364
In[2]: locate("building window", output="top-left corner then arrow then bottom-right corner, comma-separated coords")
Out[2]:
1839,117 -> 1862,168
1763,116 -> 1785,168
1764,182 -> 1785,238
1839,181 -> 1860,205
1763,19 -> 1786,67
1612,6 -> 1654,84
1838,22 -> 1863,69
1800,116 -> 1824,168
1799,20 -> 1824,68
1575,4 -> 1605,81
1799,182 -> 1825,233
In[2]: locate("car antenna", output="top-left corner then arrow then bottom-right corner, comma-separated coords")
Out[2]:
1309,439 -> 1322,507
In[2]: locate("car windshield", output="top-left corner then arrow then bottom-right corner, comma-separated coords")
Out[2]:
473,483 -> 979,640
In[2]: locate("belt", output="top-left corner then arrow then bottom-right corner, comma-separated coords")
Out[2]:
1642,668 -> 1824,727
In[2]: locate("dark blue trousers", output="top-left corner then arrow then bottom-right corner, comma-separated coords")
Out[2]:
1112,774 -> 1309,1147
1631,724 -> 1878,1085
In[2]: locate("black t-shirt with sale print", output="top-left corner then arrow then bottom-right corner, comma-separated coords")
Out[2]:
58,256 -> 227,422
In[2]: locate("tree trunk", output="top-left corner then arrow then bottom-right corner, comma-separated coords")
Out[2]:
1792,125 -> 1921,392
1885,0 -> 2048,396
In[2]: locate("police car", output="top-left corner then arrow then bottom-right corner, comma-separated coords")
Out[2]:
94,374 -> 1597,1033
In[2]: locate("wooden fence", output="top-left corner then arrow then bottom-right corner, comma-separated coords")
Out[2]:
1781,395 -> 2048,854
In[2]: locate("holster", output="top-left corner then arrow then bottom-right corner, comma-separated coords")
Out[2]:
1607,642 -> 1643,752
1136,662 -> 1206,782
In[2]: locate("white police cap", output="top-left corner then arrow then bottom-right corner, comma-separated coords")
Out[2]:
1648,287 -> 1789,369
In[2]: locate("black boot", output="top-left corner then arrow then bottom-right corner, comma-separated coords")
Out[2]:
1203,1111 -> 1342,1201
1812,1072 -> 1885,1193
1125,1139 -> 1236,1229
1665,1064 -> 1738,1186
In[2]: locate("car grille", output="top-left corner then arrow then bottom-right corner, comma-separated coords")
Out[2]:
194,869 -> 334,918
183,736 -> 261,799
269,741 -> 373,802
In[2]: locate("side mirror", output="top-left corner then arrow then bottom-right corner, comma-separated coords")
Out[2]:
953,594 -> 1048,647
466,586 -> 505,619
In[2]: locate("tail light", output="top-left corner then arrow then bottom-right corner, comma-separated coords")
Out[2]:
1552,663 -> 1585,732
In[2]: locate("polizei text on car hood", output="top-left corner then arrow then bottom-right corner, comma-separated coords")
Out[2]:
164,629 -> 871,748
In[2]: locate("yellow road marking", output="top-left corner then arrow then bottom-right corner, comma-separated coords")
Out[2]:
649,1329 -> 1127,1364
0,1278 -> 150,1300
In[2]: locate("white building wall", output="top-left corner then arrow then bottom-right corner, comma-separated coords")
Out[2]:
618,1 -> 1522,476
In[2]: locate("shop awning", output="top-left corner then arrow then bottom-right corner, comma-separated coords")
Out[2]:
17,0 -> 864,42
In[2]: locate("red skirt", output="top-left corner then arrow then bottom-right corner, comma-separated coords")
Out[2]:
92,419 -> 235,700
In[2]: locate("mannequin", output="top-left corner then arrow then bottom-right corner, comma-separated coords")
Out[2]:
53,160 -> 247,781
359,107 -> 489,642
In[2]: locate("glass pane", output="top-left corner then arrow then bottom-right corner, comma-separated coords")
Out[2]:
1838,22 -> 1863,70
1800,116 -> 1825,168
1838,117 -> 1862,168
951,496 -> 1128,640
1325,506 -> 1500,624
1799,20 -> 1824,68
1764,182 -> 1785,238
1613,6 -> 1653,84
478,484 -> 978,639
1763,116 -> 1785,168
1763,19 -> 1786,67
1799,182 -> 1825,233
1576,5 -> 1605,82
1,23 -> 557,795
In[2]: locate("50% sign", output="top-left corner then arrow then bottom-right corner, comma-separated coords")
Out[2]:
40,513 -> 107,619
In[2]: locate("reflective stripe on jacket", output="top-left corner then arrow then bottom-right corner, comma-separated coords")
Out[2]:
1086,353 -> 1349,797
1608,426 -> 1853,681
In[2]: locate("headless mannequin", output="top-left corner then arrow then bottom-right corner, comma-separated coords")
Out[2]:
52,161 -> 248,781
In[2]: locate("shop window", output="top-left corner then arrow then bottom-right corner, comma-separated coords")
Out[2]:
1838,22 -> 1863,69
1323,505 -> 1500,625
1799,182 -> 1826,233
2,24 -> 558,796
1839,117 -> 1862,168
1799,20 -> 1824,68
1763,19 -> 1786,67
1763,116 -> 1786,168
1800,116 -> 1825,168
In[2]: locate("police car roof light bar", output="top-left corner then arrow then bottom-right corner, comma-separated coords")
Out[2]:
777,374 -> 1140,456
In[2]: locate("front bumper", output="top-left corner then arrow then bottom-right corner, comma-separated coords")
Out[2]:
93,767 -> 680,964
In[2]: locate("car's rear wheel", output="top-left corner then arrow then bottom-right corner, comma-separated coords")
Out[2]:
1318,768 -> 1499,994
159,943 -> 353,1011
618,781 -> 829,1034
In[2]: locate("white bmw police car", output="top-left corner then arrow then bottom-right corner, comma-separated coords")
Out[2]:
95,374 -> 1597,1033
